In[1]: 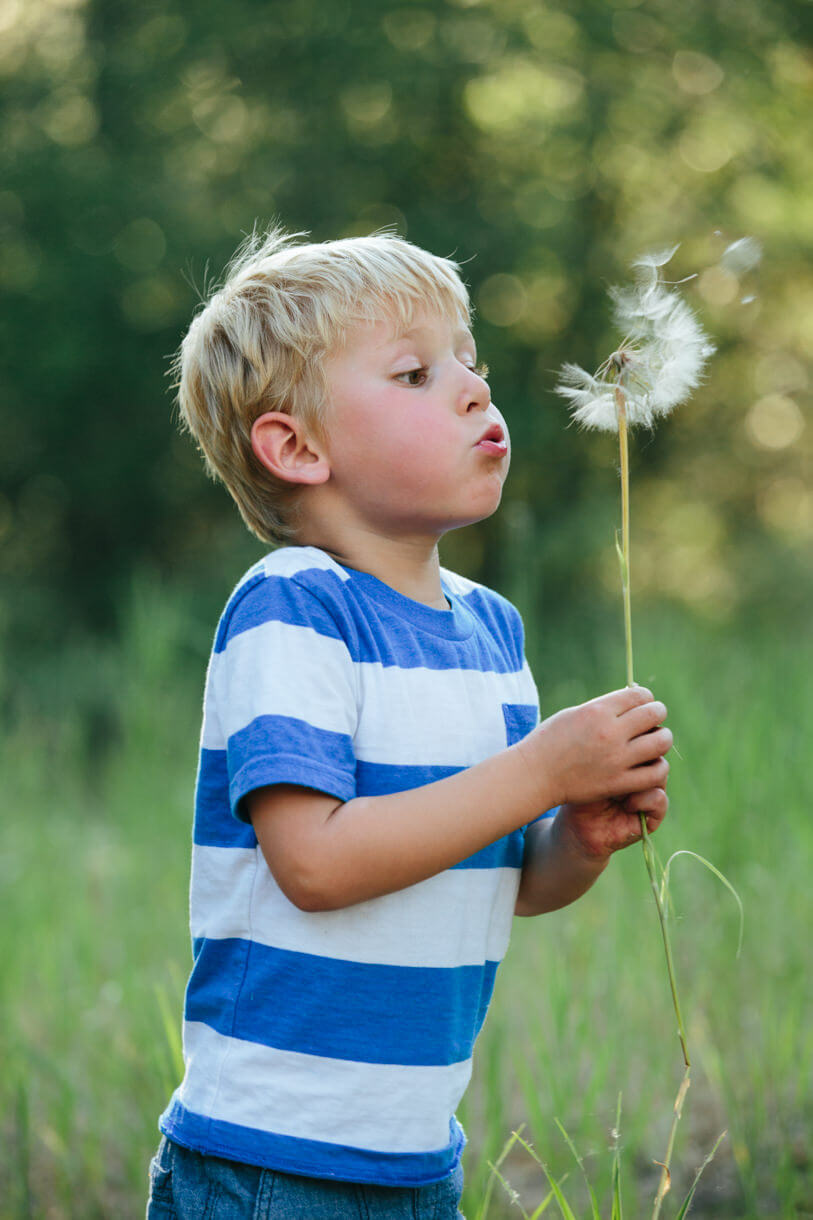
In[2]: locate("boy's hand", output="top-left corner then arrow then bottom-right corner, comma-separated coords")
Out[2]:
514,780 -> 669,915
516,685 -> 671,809
555,786 -> 669,862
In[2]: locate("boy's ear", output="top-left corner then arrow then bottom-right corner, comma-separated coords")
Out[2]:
250,412 -> 331,486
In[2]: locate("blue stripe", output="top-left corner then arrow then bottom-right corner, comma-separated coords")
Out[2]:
502,702 -> 539,746
215,571 -> 347,653
184,938 -> 499,1067
160,1100 -> 464,1186
228,715 -> 357,817
451,830 -> 526,870
346,607 -> 520,671
214,571 -> 266,652
194,749 -> 258,848
214,568 -> 525,673
459,586 -> 525,670
195,752 -> 533,860
355,761 -> 526,868
356,759 -> 463,795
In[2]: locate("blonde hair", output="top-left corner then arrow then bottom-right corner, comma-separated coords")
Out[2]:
173,227 -> 471,545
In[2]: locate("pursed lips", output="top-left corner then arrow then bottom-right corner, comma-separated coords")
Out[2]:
475,423 -> 508,454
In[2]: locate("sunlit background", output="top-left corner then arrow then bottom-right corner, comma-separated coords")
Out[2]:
1,0 -> 810,653
1,1 -> 811,1216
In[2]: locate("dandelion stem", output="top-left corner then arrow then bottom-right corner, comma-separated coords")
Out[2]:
615,389 -> 634,688
641,827 -> 691,1066
615,373 -> 694,1220
614,381 -> 690,1070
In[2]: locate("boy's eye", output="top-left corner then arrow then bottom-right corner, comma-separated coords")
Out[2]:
396,368 -> 427,386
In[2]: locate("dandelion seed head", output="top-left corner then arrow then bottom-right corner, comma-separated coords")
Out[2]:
553,362 -> 619,431
555,245 -> 715,431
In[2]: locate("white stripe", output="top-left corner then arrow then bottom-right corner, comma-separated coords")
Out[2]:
205,625 -> 537,762
439,566 -> 481,597
203,620 -> 359,750
355,661 -> 537,766
199,653 -> 224,754
190,845 -> 520,967
179,1020 -> 472,1154
263,547 -> 466,593
260,547 -> 350,581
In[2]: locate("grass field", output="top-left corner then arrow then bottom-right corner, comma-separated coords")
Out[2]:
2,578 -> 811,1219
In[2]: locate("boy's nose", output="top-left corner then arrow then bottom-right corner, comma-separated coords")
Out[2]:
460,370 -> 490,413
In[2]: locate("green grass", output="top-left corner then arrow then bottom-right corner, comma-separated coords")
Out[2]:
1,580 -> 811,1218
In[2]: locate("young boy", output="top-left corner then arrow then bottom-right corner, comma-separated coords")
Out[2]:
147,230 -> 671,1219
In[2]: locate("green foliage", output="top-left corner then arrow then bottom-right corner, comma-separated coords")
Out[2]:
0,0 -> 811,654
478,1115 -> 725,1219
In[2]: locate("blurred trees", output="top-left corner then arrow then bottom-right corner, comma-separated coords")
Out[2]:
1,0 -> 810,656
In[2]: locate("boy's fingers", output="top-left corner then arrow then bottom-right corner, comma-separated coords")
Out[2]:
625,787 -> 669,835
603,685 -> 654,715
622,701 -> 667,736
629,727 -> 673,766
621,757 -> 670,792
624,787 -> 669,817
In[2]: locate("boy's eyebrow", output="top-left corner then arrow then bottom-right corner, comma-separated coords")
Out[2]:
390,323 -> 475,348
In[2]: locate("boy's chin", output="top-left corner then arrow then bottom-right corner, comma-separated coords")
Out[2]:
472,482 -> 506,522
443,497 -> 506,535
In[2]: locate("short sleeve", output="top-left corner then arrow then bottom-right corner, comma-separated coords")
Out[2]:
205,573 -> 359,822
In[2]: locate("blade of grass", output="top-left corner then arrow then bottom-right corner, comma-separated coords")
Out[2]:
673,1131 -> 727,1220
15,1076 -> 33,1219
529,1187 -> 558,1219
553,1118 -> 600,1220
475,1127 -> 525,1220
611,1155 -> 623,1219
610,1094 -> 624,1220
513,1133 -> 578,1220
660,850 -> 744,958
486,1162 -> 531,1220
651,1067 -> 691,1220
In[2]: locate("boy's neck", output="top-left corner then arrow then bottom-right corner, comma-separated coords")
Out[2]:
298,527 -> 450,610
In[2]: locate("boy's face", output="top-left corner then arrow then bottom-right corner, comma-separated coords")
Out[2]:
317,309 -> 510,539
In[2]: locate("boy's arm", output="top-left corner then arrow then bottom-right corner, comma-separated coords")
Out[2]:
514,785 -> 669,916
247,686 -> 671,911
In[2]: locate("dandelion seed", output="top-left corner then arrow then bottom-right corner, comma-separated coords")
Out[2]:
720,236 -> 762,274
631,244 -> 682,283
554,246 -> 715,432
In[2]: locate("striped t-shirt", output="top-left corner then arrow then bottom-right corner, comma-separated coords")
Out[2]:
159,545 -> 547,1186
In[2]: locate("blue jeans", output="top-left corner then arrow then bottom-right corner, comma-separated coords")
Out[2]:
147,1136 -> 466,1219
